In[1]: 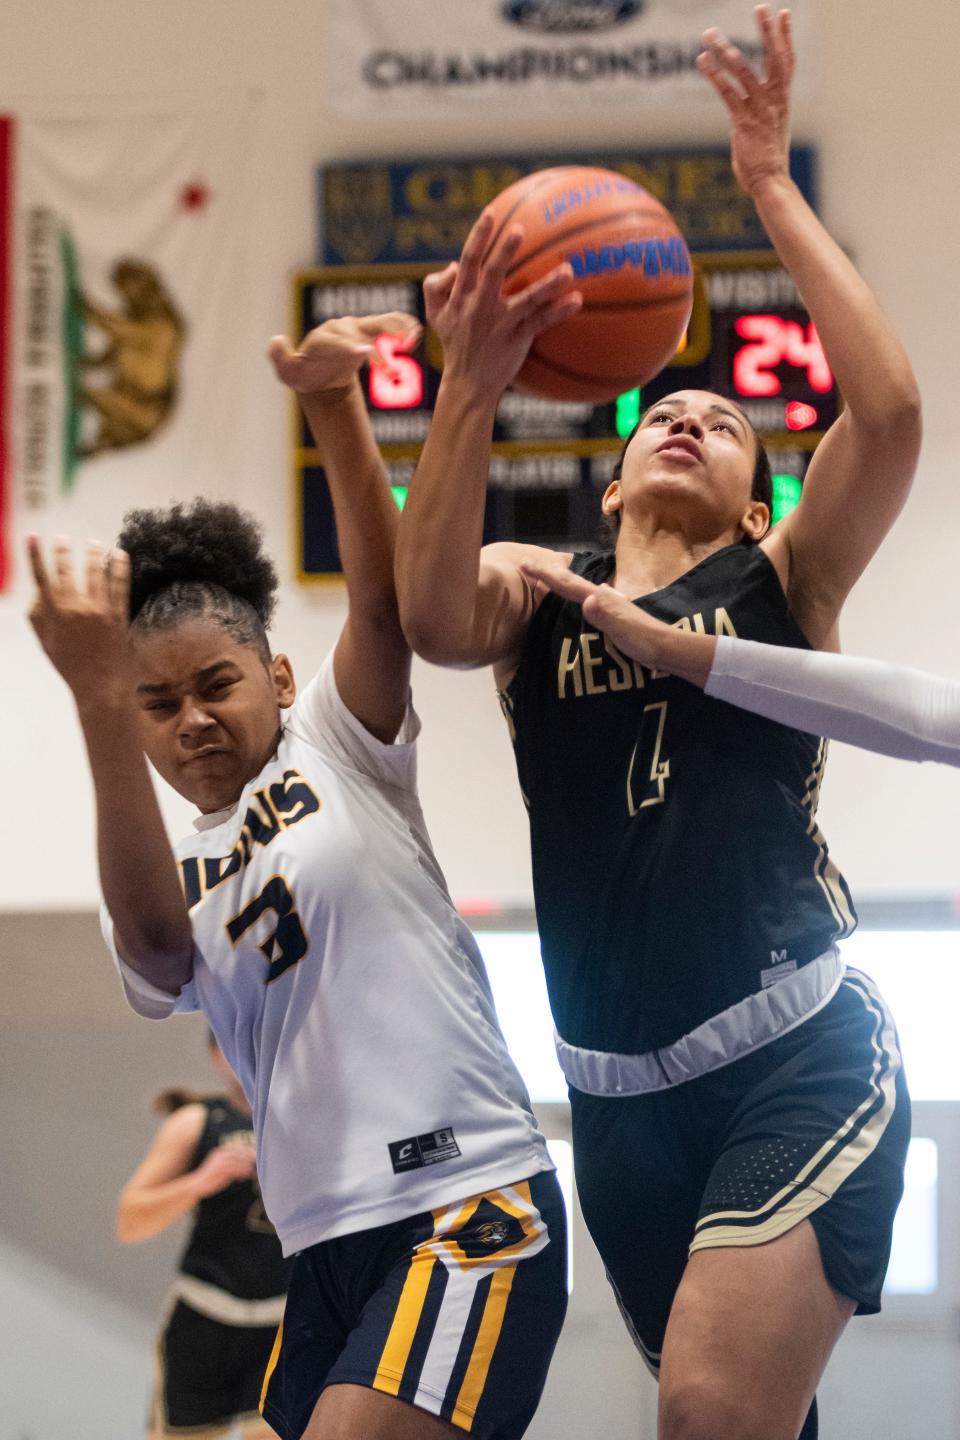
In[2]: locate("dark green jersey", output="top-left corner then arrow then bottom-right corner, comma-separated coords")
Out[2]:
180,1098 -> 291,1301
502,539 -> 856,1054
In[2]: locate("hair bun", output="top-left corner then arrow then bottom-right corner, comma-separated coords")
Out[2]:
118,499 -> 278,627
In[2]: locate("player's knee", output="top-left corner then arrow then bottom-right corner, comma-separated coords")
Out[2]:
660,1377 -> 795,1440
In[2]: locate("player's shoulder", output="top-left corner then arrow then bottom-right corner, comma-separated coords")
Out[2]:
155,1100 -> 208,1149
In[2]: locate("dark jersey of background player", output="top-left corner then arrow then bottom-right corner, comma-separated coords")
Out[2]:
178,1096 -> 291,1302
503,540 -> 853,1055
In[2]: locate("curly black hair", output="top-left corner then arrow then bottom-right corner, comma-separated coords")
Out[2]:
117,499 -> 278,661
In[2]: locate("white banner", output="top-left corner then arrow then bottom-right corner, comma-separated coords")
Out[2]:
326,0 -> 811,115
1,93 -> 262,584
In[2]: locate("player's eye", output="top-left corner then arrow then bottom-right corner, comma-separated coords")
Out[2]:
648,410 -> 675,425
207,679 -> 237,697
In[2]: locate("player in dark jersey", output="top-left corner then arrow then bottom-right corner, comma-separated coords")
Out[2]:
117,1031 -> 290,1440
395,9 -> 921,1440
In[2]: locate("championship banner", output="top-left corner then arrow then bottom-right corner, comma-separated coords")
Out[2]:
0,95 -> 261,590
325,0 -> 812,115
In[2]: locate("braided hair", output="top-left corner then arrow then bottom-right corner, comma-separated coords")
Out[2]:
118,499 -> 278,662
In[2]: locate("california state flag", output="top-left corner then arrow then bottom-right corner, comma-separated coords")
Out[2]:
0,95 -> 262,588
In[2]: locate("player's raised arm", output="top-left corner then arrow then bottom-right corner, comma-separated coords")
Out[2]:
699,6 -> 921,645
269,313 -> 420,741
26,536 -> 194,993
395,227 -> 581,671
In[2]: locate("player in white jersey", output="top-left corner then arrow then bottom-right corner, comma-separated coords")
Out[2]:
513,553 -> 960,771
26,314 -> 568,1440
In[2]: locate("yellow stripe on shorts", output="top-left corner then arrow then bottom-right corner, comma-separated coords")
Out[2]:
259,1320 -> 284,1414
451,1265 -> 518,1430
372,1249 -> 438,1397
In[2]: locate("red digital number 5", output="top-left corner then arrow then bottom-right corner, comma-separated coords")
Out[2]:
368,332 -> 424,410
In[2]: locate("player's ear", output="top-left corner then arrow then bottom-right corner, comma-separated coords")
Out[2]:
741,500 -> 770,541
601,480 -> 623,516
271,654 -> 296,708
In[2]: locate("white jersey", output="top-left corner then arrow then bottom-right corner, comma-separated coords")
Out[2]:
105,654 -> 551,1255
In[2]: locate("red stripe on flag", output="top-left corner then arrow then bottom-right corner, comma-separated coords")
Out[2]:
0,116 -> 13,590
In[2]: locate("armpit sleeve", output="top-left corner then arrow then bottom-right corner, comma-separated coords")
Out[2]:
705,636 -> 960,767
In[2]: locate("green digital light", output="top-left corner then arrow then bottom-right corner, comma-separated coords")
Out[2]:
615,387 -> 642,440
771,473 -> 802,525
391,484 -> 408,511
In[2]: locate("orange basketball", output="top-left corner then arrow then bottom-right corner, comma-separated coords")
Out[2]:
485,166 -> 694,404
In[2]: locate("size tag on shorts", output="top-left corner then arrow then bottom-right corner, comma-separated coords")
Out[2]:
389,1127 -> 461,1174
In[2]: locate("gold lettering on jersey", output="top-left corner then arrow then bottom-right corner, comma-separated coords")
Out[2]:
179,769 -> 321,912
557,609 -> 738,699
557,636 -> 584,698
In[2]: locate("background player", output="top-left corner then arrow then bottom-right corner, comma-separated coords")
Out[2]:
117,1031 -> 289,1440
395,9 -> 921,1440
26,313 -> 568,1440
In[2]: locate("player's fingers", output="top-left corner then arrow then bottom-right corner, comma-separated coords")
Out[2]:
756,5 -> 789,88
478,225 -> 524,300
452,211 -> 496,299
519,558 -> 598,606
506,261 -> 575,317
702,29 -> 761,102
423,263 -> 458,312
85,540 -> 107,603
697,50 -> 749,116
266,335 -> 297,381
778,9 -> 796,82
356,312 -> 422,345
25,534 -> 52,601
107,547 -> 130,622
51,536 -> 76,593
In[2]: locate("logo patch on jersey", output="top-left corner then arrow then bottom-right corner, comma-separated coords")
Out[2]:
454,1198 -> 526,1257
389,1127 -> 461,1174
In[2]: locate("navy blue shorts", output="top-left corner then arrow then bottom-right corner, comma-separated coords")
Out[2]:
260,1171 -> 567,1440
570,969 -> 910,1375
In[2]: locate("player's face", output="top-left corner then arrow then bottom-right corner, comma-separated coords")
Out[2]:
130,616 -> 295,814
608,391 -> 764,540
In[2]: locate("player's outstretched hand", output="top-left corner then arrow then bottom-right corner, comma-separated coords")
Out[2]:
423,212 -> 582,399
519,554 -> 670,671
698,5 -> 794,196
192,1142 -> 258,1198
26,535 -> 132,706
268,312 -> 422,396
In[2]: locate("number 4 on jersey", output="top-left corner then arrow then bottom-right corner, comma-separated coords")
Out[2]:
627,702 -> 671,815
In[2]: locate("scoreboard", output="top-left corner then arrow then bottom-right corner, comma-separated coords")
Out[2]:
294,251 -> 839,580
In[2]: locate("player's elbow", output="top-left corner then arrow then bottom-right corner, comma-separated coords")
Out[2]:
400,607 -> 470,667
115,1203 -> 140,1244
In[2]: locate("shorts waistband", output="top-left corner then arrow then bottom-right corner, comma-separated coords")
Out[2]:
555,947 -> 845,1097
172,1274 -> 286,1327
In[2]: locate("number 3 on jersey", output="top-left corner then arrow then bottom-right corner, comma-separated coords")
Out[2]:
627,702 -> 671,815
226,876 -> 308,984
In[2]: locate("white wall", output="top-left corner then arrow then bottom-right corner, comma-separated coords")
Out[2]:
0,0 -> 959,911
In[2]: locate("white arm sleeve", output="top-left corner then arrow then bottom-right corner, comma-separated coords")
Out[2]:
706,636 -> 960,767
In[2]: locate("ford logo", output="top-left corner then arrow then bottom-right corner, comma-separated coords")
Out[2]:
502,1 -> 645,34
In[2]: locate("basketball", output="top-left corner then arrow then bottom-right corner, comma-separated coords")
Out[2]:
485,166 -> 694,404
